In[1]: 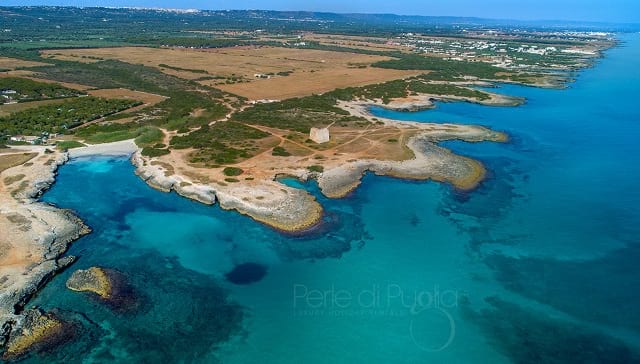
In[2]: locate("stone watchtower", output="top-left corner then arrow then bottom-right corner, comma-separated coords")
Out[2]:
309,127 -> 330,144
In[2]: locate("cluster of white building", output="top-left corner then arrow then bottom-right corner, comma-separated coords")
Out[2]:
391,34 -> 589,70
8,132 -> 58,145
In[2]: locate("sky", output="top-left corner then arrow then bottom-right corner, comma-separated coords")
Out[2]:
3,0 -> 639,24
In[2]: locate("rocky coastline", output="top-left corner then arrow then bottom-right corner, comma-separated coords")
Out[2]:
0,148 -> 90,358
338,89 -> 524,117
316,133 -> 491,198
132,151 -> 324,232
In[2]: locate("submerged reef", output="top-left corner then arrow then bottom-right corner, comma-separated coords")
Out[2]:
462,297 -> 640,364
66,267 -> 140,313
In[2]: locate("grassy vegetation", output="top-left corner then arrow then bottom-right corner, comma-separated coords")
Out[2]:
233,96 -> 360,133
56,140 -> 86,149
0,7 -> 521,47
75,123 -> 158,144
326,78 -> 488,103
134,127 -> 164,146
158,63 -> 209,74
328,80 -> 407,103
27,58 -> 230,137
373,54 -> 508,81
0,77 -> 84,103
170,122 -> 270,165
0,96 -> 140,135
32,59 -> 191,92
141,147 -> 170,157
126,37 -> 249,49
171,122 -> 268,149
153,92 -> 228,130
233,77 -> 489,132
0,51 -> 233,150
406,81 -> 490,100
289,41 -> 392,57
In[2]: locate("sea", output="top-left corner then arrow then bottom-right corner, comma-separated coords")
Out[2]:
23,33 -> 640,363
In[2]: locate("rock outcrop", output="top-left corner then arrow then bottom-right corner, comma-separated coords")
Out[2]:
66,267 -> 113,299
66,267 -> 140,312
2,308 -> 74,361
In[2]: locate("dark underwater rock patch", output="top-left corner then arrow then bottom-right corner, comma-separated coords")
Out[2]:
275,211 -> 369,261
225,263 -> 268,285
462,296 -> 640,364
485,243 -> 640,331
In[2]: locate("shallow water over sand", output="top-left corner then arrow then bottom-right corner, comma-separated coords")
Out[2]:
24,34 -> 640,363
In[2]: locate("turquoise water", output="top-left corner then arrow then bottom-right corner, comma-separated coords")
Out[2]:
23,34 -> 640,363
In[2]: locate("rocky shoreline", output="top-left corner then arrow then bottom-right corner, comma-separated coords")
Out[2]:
0,148 -> 90,358
316,135 -> 489,198
338,89 -> 524,117
131,152 -> 324,232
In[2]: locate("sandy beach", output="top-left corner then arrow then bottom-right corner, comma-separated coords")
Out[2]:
67,140 -> 138,158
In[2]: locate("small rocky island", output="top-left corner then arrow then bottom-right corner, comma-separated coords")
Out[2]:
66,267 -> 140,312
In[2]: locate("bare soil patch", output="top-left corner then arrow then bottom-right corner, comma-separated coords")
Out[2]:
0,57 -> 49,70
0,153 -> 38,173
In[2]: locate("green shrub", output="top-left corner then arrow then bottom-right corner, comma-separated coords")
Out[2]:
223,167 -> 243,176
307,165 -> 324,173
134,127 -> 164,146
170,122 -> 269,164
272,146 -> 291,156
76,124 -> 156,144
141,147 -> 170,157
373,54 -> 504,80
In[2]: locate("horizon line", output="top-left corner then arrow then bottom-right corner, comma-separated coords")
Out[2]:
1,4 -> 639,26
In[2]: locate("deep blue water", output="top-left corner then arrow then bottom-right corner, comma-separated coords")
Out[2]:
23,34 -> 640,363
